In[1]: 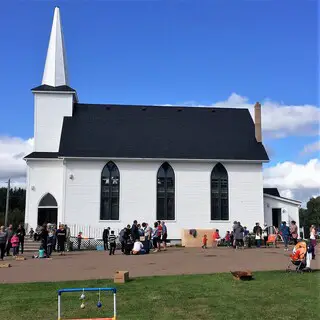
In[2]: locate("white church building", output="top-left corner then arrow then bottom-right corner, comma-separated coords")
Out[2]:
24,7 -> 301,239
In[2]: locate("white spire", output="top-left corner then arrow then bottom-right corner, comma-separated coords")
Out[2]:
42,7 -> 69,87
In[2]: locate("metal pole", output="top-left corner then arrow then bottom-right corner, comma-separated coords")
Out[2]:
58,294 -> 61,320
114,292 -> 117,319
4,179 -> 10,227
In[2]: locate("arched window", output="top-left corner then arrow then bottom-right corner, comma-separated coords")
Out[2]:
211,163 -> 229,220
39,193 -> 58,207
38,193 -> 58,226
100,161 -> 120,220
157,162 -> 175,220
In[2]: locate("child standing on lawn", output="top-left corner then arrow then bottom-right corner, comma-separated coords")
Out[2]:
11,233 -> 19,256
202,234 -> 208,249
108,231 -> 116,255
47,230 -> 54,257
225,231 -> 231,247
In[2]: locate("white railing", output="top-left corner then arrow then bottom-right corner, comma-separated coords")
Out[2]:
67,224 -> 121,239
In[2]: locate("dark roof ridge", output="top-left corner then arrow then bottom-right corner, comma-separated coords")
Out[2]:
75,102 -> 248,112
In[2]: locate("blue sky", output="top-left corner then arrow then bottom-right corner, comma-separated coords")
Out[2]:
0,1 -> 319,201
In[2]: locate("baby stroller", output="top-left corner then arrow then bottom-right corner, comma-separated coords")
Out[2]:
286,241 -> 312,273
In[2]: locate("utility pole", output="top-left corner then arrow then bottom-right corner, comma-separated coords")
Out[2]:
4,179 -> 10,227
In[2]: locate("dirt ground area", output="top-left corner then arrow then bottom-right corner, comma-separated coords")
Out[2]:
1,246 -> 318,284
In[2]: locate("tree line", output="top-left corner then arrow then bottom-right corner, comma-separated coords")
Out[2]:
0,187 -> 26,228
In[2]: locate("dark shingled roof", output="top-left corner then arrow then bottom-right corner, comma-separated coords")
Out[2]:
263,188 -> 280,197
263,188 -> 301,203
56,103 -> 269,160
31,85 -> 76,92
24,152 -> 59,159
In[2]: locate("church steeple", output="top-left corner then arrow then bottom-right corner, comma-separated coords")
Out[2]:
42,7 -> 69,87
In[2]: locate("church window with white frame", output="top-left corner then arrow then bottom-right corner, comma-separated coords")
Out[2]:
211,163 -> 229,220
100,161 -> 120,220
157,162 -> 175,221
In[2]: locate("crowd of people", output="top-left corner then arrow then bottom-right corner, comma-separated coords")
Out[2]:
201,220 -> 316,259
0,224 -> 26,260
0,219 -> 317,261
102,220 -> 168,255
31,223 -> 80,258
0,223 -> 79,260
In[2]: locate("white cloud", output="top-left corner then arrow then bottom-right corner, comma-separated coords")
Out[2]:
301,140 -> 320,154
180,93 -> 320,139
264,159 -> 320,205
0,136 -> 33,185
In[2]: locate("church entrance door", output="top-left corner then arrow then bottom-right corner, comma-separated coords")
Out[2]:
272,208 -> 281,228
38,208 -> 58,226
37,193 -> 58,226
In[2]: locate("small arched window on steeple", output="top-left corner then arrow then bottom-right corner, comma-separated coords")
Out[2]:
100,161 -> 120,220
157,162 -> 175,220
211,163 -> 229,220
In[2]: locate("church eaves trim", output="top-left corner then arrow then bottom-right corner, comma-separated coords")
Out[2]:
24,152 -> 59,160
31,84 -> 76,92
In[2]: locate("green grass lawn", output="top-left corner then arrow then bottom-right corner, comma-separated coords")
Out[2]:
0,271 -> 319,320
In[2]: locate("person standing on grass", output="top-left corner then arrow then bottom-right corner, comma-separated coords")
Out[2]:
202,234 -> 208,249
152,222 -> 161,252
290,221 -> 298,245
16,224 -> 26,255
310,225 -> 316,260
263,224 -> 269,247
253,223 -> 262,248
145,223 -> 153,251
119,227 -> 126,254
131,220 -> 140,242
0,226 -> 7,260
138,224 -> 144,237
40,224 -> 49,255
47,229 -> 54,257
234,222 -> 244,249
34,225 -> 41,241
280,222 -> 290,251
11,233 -> 20,257
56,224 -> 66,255
5,224 -> 13,256
102,227 -> 110,251
52,225 -> 57,252
161,221 -> 168,251
108,230 -> 116,255
65,224 -> 71,252
145,222 -> 153,253
77,232 -> 82,250
232,221 -> 238,248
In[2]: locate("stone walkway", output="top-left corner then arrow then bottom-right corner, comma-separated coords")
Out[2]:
1,246 -> 318,284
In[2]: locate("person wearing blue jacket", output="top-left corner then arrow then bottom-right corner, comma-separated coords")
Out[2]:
280,221 -> 290,251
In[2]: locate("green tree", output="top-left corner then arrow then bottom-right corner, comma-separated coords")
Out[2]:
0,187 -> 26,228
299,196 -> 320,238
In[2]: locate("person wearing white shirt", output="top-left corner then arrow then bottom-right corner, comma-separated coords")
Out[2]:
309,225 -> 316,260
132,239 -> 144,255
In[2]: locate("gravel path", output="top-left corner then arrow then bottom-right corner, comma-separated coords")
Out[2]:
1,246 -> 318,284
